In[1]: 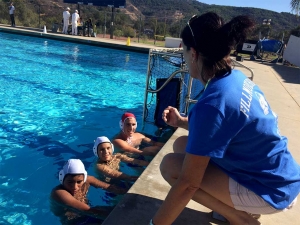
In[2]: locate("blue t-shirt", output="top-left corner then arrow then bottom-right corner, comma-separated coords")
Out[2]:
186,69 -> 300,209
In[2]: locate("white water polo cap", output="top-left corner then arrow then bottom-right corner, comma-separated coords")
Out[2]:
59,159 -> 87,184
119,112 -> 137,131
93,136 -> 114,157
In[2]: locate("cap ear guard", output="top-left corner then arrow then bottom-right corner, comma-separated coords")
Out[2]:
59,169 -> 64,184
58,159 -> 87,184
93,136 -> 114,157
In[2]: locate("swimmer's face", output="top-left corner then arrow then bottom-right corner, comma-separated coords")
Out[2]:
123,117 -> 137,136
97,142 -> 113,161
63,174 -> 84,195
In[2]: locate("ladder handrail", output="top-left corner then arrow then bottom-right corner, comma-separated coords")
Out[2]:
146,69 -> 188,93
232,58 -> 254,80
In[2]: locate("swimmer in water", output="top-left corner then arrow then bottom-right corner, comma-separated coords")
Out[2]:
50,159 -> 126,224
93,136 -> 149,182
113,112 -> 164,156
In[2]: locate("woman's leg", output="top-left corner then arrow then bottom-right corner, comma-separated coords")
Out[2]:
141,146 -> 160,156
173,135 -> 188,154
160,153 -> 261,225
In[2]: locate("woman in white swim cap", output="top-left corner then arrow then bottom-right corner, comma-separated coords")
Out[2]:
93,136 -> 149,182
113,112 -> 165,156
50,159 -> 127,223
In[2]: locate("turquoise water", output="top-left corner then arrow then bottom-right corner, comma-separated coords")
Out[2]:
0,32 -> 150,224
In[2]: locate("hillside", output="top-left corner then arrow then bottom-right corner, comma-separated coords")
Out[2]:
128,0 -> 298,32
0,0 -> 298,39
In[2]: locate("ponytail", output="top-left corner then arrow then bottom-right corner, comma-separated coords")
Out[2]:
219,15 -> 254,51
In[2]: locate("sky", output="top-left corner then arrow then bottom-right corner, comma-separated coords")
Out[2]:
197,0 -> 292,13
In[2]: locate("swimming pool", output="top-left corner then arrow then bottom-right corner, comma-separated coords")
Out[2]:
0,32 -> 153,224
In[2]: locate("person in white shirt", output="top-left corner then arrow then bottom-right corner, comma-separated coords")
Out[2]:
8,2 -> 15,27
72,10 -> 80,35
62,7 -> 70,34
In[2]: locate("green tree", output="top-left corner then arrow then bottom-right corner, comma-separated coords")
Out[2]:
291,0 -> 300,15
290,26 -> 300,37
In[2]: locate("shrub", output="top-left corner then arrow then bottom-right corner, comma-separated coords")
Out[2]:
140,34 -> 148,42
123,26 -> 135,38
155,35 -> 165,41
114,29 -> 123,38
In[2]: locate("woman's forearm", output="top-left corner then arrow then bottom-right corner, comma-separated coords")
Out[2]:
178,116 -> 189,130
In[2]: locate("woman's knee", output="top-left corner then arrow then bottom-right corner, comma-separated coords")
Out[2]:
160,153 -> 173,176
160,153 -> 184,183
173,135 -> 188,153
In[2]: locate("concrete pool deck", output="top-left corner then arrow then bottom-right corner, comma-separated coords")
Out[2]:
1,25 -> 300,225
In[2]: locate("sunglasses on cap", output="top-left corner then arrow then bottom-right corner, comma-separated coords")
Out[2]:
186,15 -> 198,47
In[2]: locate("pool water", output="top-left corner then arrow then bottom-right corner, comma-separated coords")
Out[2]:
0,32 -> 153,224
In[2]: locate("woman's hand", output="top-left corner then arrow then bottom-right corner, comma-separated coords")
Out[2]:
162,106 -> 188,129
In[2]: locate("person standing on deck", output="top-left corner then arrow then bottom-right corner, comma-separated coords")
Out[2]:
62,7 -> 70,34
71,10 -> 80,35
8,2 -> 15,27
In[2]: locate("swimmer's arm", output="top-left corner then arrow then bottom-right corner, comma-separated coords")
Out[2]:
87,175 -> 110,189
95,164 -> 138,181
51,189 -> 103,216
88,175 -> 128,194
119,154 -> 149,167
142,137 -> 164,147
112,138 -> 143,154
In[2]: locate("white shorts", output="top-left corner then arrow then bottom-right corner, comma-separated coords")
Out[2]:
229,177 -> 297,214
